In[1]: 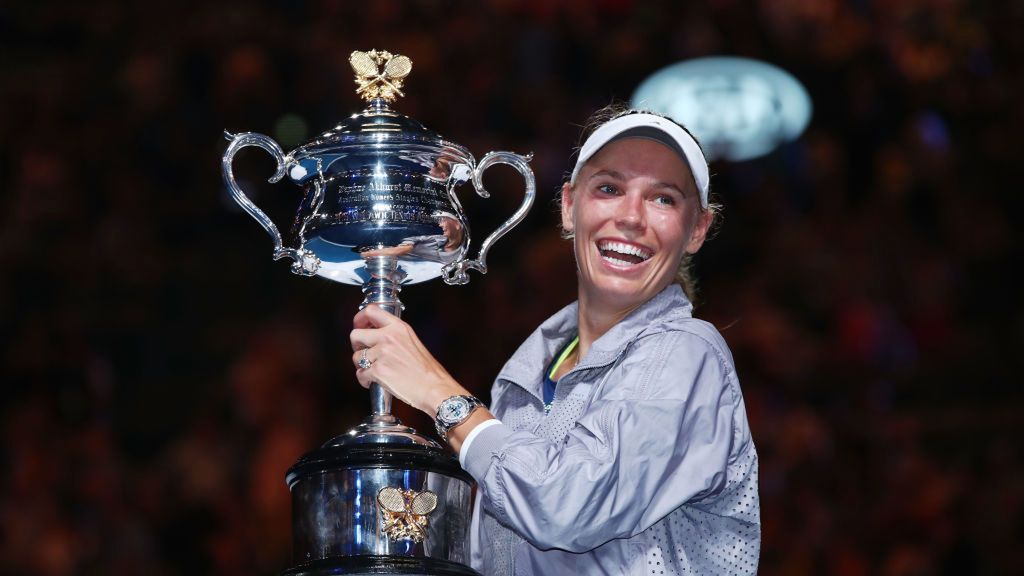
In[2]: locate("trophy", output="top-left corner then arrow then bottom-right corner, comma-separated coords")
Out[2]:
221,50 -> 535,575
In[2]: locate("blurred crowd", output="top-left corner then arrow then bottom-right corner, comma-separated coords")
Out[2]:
2,0 -> 1022,574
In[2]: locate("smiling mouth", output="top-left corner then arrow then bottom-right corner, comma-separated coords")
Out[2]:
597,240 -> 652,266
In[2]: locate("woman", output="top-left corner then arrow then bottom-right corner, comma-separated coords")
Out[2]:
350,108 -> 760,575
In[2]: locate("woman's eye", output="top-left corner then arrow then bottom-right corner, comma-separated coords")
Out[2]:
654,195 -> 676,206
597,184 -> 618,195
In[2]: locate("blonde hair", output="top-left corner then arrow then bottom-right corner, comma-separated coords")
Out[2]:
559,104 -> 721,305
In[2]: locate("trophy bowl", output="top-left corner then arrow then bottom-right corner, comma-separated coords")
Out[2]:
222,50 -> 533,288
221,50 -> 534,575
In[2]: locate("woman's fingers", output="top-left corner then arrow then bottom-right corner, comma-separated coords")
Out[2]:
352,348 -> 375,389
353,347 -> 373,369
349,327 -> 381,352
353,304 -> 399,329
350,306 -> 401,363
350,347 -> 418,407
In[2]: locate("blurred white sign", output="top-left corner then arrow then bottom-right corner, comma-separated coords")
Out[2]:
631,57 -> 812,162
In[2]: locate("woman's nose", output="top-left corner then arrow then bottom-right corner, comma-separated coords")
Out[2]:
615,192 -> 645,229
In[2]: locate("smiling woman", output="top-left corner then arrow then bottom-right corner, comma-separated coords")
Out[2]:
350,107 -> 760,575
561,136 -> 713,335
563,107 -> 723,300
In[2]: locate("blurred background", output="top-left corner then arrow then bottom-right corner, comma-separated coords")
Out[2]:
2,0 -> 1022,574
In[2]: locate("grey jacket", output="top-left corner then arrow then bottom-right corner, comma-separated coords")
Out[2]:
462,285 -> 760,575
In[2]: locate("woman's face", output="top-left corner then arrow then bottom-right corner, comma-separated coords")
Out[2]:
562,137 -> 713,312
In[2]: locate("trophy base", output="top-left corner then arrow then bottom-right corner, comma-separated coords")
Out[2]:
286,441 -> 475,570
286,441 -> 471,489
282,555 -> 480,575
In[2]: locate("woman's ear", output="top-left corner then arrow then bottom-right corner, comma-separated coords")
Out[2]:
560,182 -> 574,233
685,208 -> 715,254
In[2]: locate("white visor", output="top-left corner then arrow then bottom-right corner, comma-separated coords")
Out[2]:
570,113 -> 709,208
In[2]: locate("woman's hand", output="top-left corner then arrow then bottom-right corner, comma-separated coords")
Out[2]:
349,305 -> 467,416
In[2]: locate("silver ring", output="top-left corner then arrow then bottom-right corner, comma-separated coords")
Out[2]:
357,349 -> 373,370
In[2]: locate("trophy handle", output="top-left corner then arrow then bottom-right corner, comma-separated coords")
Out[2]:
442,151 -> 535,285
221,131 -> 320,275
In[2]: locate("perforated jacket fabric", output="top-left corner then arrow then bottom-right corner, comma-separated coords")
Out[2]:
462,285 -> 760,575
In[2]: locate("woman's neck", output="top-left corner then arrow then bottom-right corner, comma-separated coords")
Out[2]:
574,291 -> 641,362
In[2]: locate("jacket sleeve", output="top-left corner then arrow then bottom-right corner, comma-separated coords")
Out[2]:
462,330 -> 743,553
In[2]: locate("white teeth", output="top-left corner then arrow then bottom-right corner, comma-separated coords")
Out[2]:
602,256 -> 634,266
597,240 -> 652,261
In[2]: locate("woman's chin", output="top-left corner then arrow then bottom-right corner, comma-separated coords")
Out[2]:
582,276 -> 661,309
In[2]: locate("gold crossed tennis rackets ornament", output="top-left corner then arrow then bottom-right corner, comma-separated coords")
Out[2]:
376,486 -> 438,542
350,49 -> 413,103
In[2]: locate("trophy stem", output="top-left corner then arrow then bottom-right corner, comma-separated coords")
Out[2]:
327,254 -> 437,447
360,255 -> 406,421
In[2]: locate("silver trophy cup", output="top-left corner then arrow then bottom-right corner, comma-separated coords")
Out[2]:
221,50 -> 535,575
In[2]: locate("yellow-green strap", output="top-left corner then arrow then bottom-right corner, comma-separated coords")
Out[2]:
547,336 -> 579,380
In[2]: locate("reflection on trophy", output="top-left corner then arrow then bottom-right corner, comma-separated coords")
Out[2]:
221,49 -> 535,576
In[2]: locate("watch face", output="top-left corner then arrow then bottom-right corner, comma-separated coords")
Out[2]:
440,397 -> 470,425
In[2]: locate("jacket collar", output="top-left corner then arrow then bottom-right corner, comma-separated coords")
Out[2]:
496,284 -> 694,399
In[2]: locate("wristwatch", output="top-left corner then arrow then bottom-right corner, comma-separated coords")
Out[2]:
434,395 -> 484,440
